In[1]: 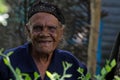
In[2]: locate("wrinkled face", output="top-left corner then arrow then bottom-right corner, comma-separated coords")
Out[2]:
26,12 -> 64,54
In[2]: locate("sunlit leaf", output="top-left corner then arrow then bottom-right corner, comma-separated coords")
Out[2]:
110,59 -> 116,68
34,72 -> 40,80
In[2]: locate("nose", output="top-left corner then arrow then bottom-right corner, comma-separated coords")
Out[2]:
39,27 -> 50,37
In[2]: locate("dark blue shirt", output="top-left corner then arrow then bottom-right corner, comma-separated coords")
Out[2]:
0,42 -> 87,80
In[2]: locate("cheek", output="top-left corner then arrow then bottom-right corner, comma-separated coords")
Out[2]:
29,31 -> 38,40
57,31 -> 63,40
50,32 -> 60,41
55,32 -> 62,42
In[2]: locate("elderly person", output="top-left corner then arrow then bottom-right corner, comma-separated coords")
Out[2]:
0,1 -> 87,80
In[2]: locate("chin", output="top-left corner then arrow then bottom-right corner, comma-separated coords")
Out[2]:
36,48 -> 53,54
33,42 -> 55,54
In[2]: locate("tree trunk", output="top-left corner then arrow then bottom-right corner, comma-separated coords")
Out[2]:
87,0 -> 101,78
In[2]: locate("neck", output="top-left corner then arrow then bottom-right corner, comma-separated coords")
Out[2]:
32,52 -> 53,64
32,52 -> 53,80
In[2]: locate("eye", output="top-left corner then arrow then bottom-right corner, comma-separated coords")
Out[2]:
48,26 -> 57,32
33,25 -> 43,32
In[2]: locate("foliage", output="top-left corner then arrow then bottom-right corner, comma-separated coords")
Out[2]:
46,61 -> 72,80
0,0 -> 9,26
0,49 -> 40,80
0,49 -> 119,80
0,0 -> 9,14
114,76 -> 120,80
95,59 -> 116,80
77,67 -> 91,80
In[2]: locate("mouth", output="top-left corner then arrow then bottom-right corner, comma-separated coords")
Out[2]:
36,40 -> 53,45
35,40 -> 53,48
38,41 -> 52,43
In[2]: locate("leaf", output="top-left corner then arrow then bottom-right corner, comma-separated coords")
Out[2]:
0,0 -> 8,13
106,60 -> 110,65
85,73 -> 91,80
16,68 -> 21,74
101,68 -> 106,75
63,74 -> 72,78
77,67 -> 84,74
7,51 -> 13,57
52,72 -> 60,79
94,74 -> 101,80
24,75 -> 32,80
3,58 -> 9,65
110,59 -> 116,68
62,62 -> 66,69
114,75 -> 120,80
66,62 -> 72,68
15,68 -> 23,79
34,72 -> 40,80
46,71 -> 53,79
22,73 -> 31,80
105,65 -> 111,73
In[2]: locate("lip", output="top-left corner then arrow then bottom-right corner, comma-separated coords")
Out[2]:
36,40 -> 53,47
38,41 -> 52,43
36,39 -> 53,43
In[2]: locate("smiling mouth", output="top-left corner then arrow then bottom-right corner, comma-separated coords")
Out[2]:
37,40 -> 53,43
39,41 -> 52,43
36,41 -> 53,47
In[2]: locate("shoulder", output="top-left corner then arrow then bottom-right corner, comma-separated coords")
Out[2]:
55,49 -> 79,63
55,49 -> 83,63
55,49 -> 87,73
55,49 -> 76,58
0,43 -> 30,75
0,42 -> 29,63
0,42 -> 30,67
4,42 -> 29,55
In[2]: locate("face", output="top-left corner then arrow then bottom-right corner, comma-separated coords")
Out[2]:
26,12 -> 64,54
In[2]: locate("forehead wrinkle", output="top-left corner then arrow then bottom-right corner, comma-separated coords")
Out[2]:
29,13 -> 60,27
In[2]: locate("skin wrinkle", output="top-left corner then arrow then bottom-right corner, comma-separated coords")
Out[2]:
28,13 -> 62,53
0,1 -> 86,80
25,12 -> 64,79
26,13 -> 65,48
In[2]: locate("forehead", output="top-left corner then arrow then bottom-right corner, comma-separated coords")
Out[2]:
29,12 -> 59,25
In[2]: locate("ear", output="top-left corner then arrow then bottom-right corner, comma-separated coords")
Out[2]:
60,27 -> 64,35
25,24 -> 30,33
59,27 -> 64,41
25,24 -> 31,39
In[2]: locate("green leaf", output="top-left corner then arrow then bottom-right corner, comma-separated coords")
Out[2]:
85,73 -> 91,80
46,71 -> 53,79
34,72 -> 40,80
114,75 -> 120,80
0,0 -> 9,14
77,67 -> 84,74
105,65 -> 111,73
25,75 -> 32,80
62,62 -> 66,69
52,72 -> 60,79
106,60 -> 110,65
94,74 -> 101,80
110,59 -> 116,68
15,68 -> 21,75
3,58 -> 9,65
101,68 -> 106,75
63,74 -> 72,78
22,73 -> 31,80
7,51 -> 13,57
